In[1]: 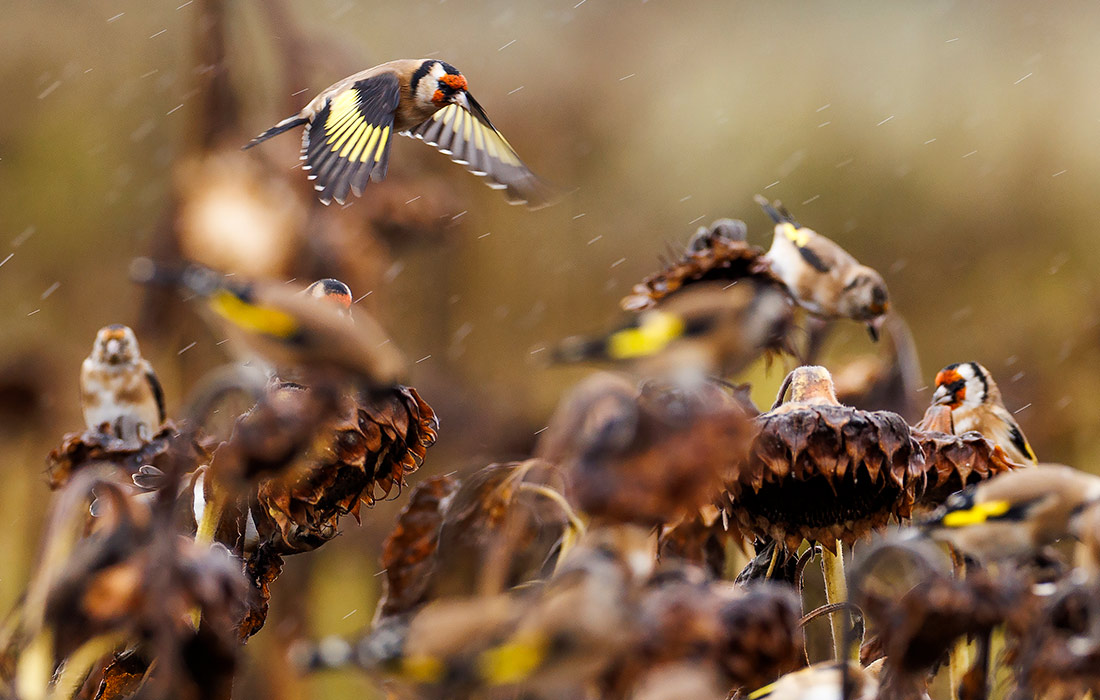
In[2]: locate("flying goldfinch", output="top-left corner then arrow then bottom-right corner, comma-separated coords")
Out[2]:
755,195 -> 890,340
931,361 -> 1037,466
80,324 -> 166,443
552,280 -> 793,382
131,260 -> 406,387
920,464 -> 1100,562
244,59 -> 553,208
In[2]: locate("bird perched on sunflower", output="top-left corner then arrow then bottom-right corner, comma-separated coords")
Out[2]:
755,195 -> 890,340
80,324 -> 166,444
930,361 -> 1037,466
131,259 -> 406,389
244,59 -> 553,208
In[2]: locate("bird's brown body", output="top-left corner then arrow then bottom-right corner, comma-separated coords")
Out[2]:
755,196 -> 890,338
298,59 -> 437,133
932,362 -> 1037,466
80,325 -> 165,443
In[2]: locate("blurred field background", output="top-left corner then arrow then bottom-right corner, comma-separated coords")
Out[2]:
3,0 -> 1100,697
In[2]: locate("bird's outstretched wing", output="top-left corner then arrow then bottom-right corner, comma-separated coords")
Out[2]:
406,95 -> 556,209
303,73 -> 402,205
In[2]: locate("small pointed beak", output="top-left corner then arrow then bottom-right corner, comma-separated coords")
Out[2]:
866,315 -> 887,342
931,385 -> 952,406
105,339 -> 122,358
452,91 -> 471,111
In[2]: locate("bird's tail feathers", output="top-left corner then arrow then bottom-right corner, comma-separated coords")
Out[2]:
130,258 -> 223,297
551,335 -> 609,364
242,115 -> 309,150
753,194 -> 799,227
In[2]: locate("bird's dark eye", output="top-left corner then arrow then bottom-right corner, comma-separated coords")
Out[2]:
682,316 -> 716,337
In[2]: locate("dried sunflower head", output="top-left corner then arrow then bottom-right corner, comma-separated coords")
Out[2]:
621,218 -> 783,312
727,366 -> 926,551
911,404 -> 1019,510
211,382 -> 437,556
539,373 -> 753,527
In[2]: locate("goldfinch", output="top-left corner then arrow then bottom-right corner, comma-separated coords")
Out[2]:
755,195 -> 890,340
553,280 -> 793,383
131,260 -> 406,387
920,464 -> 1100,562
747,662 -> 879,700
244,59 -> 553,208
931,362 -> 1037,466
80,324 -> 166,443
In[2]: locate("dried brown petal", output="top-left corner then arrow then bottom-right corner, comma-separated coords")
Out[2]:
377,475 -> 458,619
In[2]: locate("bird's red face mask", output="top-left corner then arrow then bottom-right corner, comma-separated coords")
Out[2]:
433,73 -> 468,105
932,368 -> 965,408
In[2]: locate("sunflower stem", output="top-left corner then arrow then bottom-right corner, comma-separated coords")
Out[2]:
820,540 -> 853,662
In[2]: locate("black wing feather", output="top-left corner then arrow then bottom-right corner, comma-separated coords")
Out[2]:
407,96 -> 557,209
303,73 -> 401,205
146,370 -> 166,424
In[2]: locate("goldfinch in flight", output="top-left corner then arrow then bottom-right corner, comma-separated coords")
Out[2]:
80,324 -> 166,443
131,260 -> 406,388
244,59 -> 553,208
552,280 -> 793,383
931,362 -> 1037,466
755,195 -> 890,340
920,464 -> 1100,562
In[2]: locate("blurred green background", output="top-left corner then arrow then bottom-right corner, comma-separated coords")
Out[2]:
3,0 -> 1100,696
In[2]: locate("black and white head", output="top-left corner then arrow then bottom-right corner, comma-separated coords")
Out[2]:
91,324 -> 142,366
932,361 -> 997,410
410,60 -> 472,110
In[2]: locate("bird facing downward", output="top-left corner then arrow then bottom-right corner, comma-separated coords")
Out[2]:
931,361 -> 1037,466
755,195 -> 890,340
244,59 -> 553,208
80,324 -> 166,443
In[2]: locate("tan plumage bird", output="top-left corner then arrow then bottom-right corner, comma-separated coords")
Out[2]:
931,362 -> 1037,466
920,464 -> 1100,562
553,280 -> 793,383
131,260 -> 406,388
755,195 -> 890,340
80,324 -> 166,443
244,59 -> 553,208
747,661 -> 879,700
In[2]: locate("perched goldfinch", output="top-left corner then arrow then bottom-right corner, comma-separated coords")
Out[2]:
920,464 -> 1100,562
244,59 -> 553,207
553,280 -> 792,383
131,260 -> 406,387
931,361 -> 1037,466
755,195 -> 890,340
747,662 -> 879,700
80,324 -> 166,443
